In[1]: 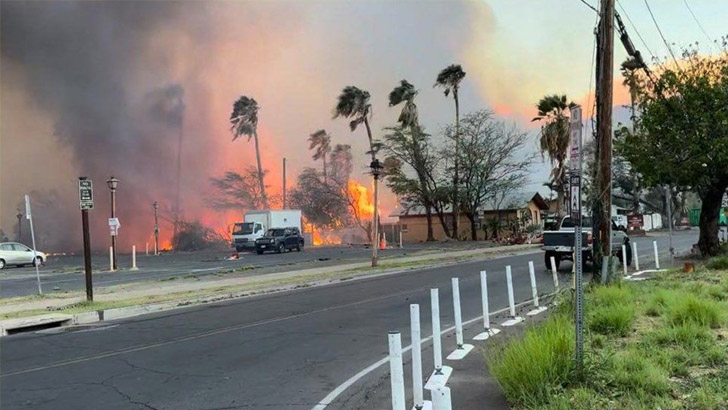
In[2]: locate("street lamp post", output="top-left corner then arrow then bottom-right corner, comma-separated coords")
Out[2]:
370,159 -> 382,267
153,201 -> 159,256
107,176 -> 119,270
16,212 -> 22,243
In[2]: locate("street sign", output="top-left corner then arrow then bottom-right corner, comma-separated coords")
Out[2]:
570,106 -> 582,172
79,179 -> 94,210
108,217 -> 120,236
570,176 -> 581,220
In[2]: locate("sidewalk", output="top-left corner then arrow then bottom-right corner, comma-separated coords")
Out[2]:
0,244 -> 539,328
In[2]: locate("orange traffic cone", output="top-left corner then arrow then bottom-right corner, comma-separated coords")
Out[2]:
380,233 -> 386,250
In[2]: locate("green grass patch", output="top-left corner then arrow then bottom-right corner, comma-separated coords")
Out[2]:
487,314 -> 574,407
588,304 -> 635,336
667,295 -> 724,328
705,254 -> 728,270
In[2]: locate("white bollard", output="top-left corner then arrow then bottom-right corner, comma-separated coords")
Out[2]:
622,244 -> 628,276
399,231 -> 403,248
410,305 -> 429,410
526,261 -> 548,316
431,385 -> 452,410
550,256 -> 559,292
474,271 -> 500,340
653,240 -> 660,269
388,332 -> 406,410
109,246 -> 114,271
146,242 -> 149,256
425,289 -> 452,391
447,278 -> 474,360
632,242 -> 640,271
501,265 -> 524,326
131,245 -> 139,271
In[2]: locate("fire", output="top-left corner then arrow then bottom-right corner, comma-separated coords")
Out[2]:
312,229 -> 342,246
348,180 -> 375,218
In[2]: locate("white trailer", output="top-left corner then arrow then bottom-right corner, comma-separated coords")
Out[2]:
232,210 -> 302,251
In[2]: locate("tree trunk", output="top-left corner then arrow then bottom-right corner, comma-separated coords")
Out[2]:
253,130 -> 268,209
698,185 -> 725,256
468,212 -> 478,241
452,91 -> 460,239
433,205 -> 452,239
425,203 -> 435,241
323,155 -> 327,184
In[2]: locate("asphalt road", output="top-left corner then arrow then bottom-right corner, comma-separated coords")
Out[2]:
0,242 -> 487,299
0,231 -> 697,410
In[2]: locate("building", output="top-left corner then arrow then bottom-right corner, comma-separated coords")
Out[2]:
394,193 -> 549,242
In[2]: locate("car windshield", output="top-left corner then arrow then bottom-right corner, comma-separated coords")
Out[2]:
267,229 -> 286,237
232,223 -> 254,235
561,217 -> 592,228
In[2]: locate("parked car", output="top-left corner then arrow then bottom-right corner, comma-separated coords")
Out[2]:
0,242 -> 46,269
254,227 -> 304,255
542,216 -> 630,270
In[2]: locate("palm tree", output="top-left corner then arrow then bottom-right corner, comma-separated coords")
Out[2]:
308,129 -> 332,183
229,95 -> 268,209
434,64 -> 466,239
389,80 -> 435,241
333,86 -> 379,266
531,94 -> 575,215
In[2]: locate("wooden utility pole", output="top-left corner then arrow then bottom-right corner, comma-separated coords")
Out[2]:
282,157 -> 287,209
595,0 -> 615,279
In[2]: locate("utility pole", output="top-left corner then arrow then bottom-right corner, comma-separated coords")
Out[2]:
153,201 -> 160,256
595,0 -> 615,281
282,157 -> 287,209
16,212 -> 22,243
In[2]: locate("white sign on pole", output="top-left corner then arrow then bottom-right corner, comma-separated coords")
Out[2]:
109,218 -> 120,236
79,179 -> 94,210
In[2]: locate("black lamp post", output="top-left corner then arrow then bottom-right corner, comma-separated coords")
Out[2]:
107,176 -> 119,270
370,159 -> 382,267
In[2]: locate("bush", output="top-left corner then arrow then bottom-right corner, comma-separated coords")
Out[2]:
705,255 -> 728,270
646,322 -> 711,349
589,284 -> 633,307
613,351 -> 671,395
487,314 -> 574,406
589,305 -> 635,336
667,296 -> 724,328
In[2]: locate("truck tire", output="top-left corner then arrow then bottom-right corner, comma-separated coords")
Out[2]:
256,249 -> 264,255
545,252 -> 561,271
277,243 -> 285,254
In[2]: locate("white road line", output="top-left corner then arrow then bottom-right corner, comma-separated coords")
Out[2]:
310,299 -> 538,409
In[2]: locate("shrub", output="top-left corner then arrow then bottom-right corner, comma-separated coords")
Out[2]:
705,255 -> 728,270
589,284 -> 633,307
613,351 -> 671,395
487,314 -> 574,406
589,305 -> 635,336
667,296 -> 724,328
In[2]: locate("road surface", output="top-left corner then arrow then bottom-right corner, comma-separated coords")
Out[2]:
0,231 -> 696,409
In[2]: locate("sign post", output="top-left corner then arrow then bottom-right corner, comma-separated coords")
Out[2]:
79,178 -> 94,301
569,106 -> 584,374
24,195 -> 42,295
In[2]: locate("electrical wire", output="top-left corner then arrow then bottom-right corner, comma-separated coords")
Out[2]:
681,0 -> 715,50
643,0 -> 681,68
578,0 -> 599,14
616,0 -> 656,61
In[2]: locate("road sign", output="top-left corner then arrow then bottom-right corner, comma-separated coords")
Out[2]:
570,106 -> 582,172
79,179 -> 94,210
108,217 -> 120,236
568,104 -> 584,373
570,176 -> 581,219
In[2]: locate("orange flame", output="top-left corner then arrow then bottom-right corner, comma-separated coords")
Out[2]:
348,180 -> 375,219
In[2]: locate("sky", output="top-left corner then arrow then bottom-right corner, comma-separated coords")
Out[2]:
1,0 -> 726,251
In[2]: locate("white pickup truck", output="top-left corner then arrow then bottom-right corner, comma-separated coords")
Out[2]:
542,216 -> 631,270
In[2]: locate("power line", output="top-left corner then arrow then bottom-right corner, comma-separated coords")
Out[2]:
578,0 -> 598,14
682,0 -> 715,49
643,0 -> 681,68
616,0 -> 656,61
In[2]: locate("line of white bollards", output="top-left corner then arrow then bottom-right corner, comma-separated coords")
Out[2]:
388,261 -> 570,409
526,261 -> 548,316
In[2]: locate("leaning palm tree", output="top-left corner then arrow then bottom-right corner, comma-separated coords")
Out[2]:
308,129 -> 332,183
434,64 -> 466,239
333,86 -> 379,266
531,94 -> 575,216
389,80 -> 435,241
229,95 -> 268,209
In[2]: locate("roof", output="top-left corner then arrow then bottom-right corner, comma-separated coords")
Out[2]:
394,193 -> 549,217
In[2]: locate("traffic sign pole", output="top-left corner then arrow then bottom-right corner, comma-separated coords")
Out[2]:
79,177 -> 93,301
570,106 -> 584,375
25,195 -> 42,295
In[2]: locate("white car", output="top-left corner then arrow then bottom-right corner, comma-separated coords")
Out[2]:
0,242 -> 46,270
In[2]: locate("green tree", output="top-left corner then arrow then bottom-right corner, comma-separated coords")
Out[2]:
308,129 -> 332,183
531,94 -> 575,216
388,79 -> 435,241
229,95 -> 268,209
333,86 -> 379,247
619,47 -> 728,255
435,64 -> 466,239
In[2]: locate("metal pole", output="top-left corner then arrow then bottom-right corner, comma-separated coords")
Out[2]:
16,212 -> 22,243
666,185 -> 674,266
283,157 -> 287,209
388,332 -> 406,410
430,288 -> 443,374
372,176 -> 379,267
110,188 -> 117,270
153,201 -> 159,256
410,304 -> 425,409
25,195 -> 42,295
82,208 -> 93,301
